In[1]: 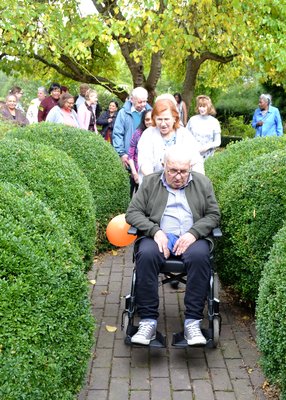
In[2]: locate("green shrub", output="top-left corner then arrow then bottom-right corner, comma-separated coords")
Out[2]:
0,182 -> 94,399
257,224 -> 286,399
7,123 -> 130,251
205,136 -> 286,199
0,120 -> 16,140
217,149 -> 286,303
221,115 -> 255,139
0,138 -> 96,267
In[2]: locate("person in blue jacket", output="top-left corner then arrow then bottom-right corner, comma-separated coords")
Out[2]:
252,94 -> 283,137
112,87 -> 152,196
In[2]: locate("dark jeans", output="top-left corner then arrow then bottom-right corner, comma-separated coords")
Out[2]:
135,237 -> 211,320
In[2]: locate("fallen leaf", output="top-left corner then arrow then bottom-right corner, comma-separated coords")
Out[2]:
106,325 -> 117,333
89,279 -> 96,285
112,250 -> 118,256
101,290 -> 109,295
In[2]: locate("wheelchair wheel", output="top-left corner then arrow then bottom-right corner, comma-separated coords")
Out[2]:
212,316 -> 220,348
123,313 -> 130,334
213,272 -> 219,300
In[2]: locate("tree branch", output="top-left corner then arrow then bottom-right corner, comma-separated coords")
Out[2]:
33,53 -> 128,101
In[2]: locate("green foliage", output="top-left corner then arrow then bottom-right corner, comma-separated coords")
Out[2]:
221,116 -> 254,139
0,138 -> 96,267
0,182 -> 94,399
216,149 -> 286,302
205,136 -> 286,199
7,123 -> 130,251
257,224 -> 286,399
1,0 -> 286,106
0,120 -> 16,140
215,81 -> 261,123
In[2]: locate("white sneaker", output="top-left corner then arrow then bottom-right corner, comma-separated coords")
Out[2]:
184,319 -> 207,346
131,319 -> 157,345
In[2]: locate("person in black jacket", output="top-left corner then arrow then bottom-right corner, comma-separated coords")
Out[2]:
97,100 -> 119,143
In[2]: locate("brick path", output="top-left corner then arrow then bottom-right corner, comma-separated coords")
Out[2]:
78,245 -> 269,400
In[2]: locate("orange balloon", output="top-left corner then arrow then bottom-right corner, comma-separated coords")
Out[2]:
106,214 -> 137,247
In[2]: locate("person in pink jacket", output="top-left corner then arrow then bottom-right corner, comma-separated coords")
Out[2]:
77,89 -> 98,132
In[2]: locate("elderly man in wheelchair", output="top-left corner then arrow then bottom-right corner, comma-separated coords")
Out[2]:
125,145 -> 220,347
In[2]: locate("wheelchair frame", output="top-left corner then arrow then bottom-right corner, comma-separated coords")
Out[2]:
121,228 -> 222,348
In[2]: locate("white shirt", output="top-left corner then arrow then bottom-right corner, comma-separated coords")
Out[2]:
26,98 -> 41,124
186,115 -> 221,159
137,126 -> 204,184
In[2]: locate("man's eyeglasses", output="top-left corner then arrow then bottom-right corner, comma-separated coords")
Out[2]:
166,169 -> 191,177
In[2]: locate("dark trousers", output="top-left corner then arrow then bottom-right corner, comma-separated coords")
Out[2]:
135,237 -> 211,320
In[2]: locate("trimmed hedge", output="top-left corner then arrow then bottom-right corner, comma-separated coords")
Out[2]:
0,138 -> 96,267
7,123 -> 130,251
0,182 -> 94,399
257,224 -> 286,399
0,120 -> 15,140
205,136 -> 286,199
217,149 -> 286,303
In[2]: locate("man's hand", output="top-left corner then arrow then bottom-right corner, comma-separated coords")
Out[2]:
173,232 -> 196,256
256,120 -> 264,127
154,230 -> 170,259
121,154 -> 129,168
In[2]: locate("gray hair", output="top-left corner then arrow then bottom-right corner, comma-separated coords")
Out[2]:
131,87 -> 148,100
164,145 -> 192,165
260,93 -> 272,105
38,86 -> 48,95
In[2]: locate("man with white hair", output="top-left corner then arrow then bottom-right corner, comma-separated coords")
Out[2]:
126,145 -> 220,346
113,87 -> 152,196
113,87 -> 152,167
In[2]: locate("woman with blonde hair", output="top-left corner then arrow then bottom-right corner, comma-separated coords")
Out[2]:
137,99 -> 204,184
186,95 -> 221,160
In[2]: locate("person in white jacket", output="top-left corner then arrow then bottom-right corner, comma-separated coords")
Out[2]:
137,99 -> 204,184
26,87 -> 48,124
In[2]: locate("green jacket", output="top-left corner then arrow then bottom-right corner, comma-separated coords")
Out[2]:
125,172 -> 220,239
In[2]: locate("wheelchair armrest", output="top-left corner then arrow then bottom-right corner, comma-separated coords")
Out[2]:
211,227 -> 222,238
128,226 -> 138,236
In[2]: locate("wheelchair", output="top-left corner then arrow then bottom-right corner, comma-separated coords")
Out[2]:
121,227 -> 222,348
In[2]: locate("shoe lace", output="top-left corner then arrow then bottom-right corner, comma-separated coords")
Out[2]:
186,322 -> 201,337
138,321 -> 155,337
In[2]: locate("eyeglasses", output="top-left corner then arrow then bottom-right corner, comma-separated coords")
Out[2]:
166,169 -> 191,177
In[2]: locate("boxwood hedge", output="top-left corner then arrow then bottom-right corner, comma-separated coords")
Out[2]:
7,123 -> 130,251
0,182 -> 94,399
0,138 -> 96,267
257,224 -> 286,399
205,136 -> 286,200
216,149 -> 286,303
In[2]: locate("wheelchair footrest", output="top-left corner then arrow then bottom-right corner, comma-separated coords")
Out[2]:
172,328 -> 214,348
125,326 -> 166,348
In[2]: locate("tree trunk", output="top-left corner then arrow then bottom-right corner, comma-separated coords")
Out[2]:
182,55 -> 202,114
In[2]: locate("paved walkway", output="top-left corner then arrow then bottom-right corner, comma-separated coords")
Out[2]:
78,245 -> 270,400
